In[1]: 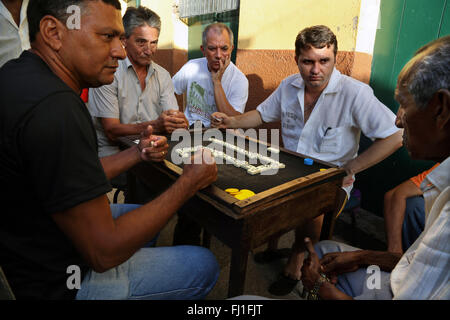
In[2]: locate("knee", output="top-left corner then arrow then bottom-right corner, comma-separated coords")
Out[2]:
185,246 -> 220,284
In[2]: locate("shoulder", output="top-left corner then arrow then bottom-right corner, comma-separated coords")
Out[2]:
337,73 -> 374,96
151,61 -> 171,77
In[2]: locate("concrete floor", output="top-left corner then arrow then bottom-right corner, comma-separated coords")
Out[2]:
107,189 -> 387,300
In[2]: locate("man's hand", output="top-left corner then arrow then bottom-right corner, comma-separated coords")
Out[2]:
182,148 -> 218,191
300,237 -> 324,290
159,109 -> 189,133
211,111 -> 231,128
137,125 -> 169,162
211,55 -> 231,83
320,251 -> 362,278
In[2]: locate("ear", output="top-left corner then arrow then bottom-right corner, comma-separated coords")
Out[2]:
434,89 -> 450,130
39,15 -> 65,51
200,45 -> 205,56
294,55 -> 299,65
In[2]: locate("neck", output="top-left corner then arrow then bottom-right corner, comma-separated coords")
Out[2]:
128,55 -> 149,76
30,45 -> 82,95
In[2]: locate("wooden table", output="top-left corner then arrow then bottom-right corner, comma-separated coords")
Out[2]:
118,129 -> 345,297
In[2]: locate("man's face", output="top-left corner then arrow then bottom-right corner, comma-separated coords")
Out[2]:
123,25 -> 159,68
59,1 -> 126,87
296,45 -> 335,91
395,86 -> 435,160
201,29 -> 233,72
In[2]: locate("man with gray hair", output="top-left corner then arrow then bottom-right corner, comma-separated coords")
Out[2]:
172,22 -> 248,128
89,6 -> 188,160
301,35 -> 449,300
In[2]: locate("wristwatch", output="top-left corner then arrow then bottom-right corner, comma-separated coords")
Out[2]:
307,272 -> 329,300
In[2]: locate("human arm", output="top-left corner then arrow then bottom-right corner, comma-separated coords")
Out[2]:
384,179 -> 423,253
341,130 -> 403,187
210,56 -> 243,116
301,238 -> 402,300
211,110 -> 263,129
100,125 -> 168,180
52,149 -> 218,272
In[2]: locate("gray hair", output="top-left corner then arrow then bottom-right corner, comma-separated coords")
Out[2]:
202,22 -> 234,48
122,6 -> 161,38
399,35 -> 450,109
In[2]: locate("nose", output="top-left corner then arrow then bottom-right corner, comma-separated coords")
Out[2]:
112,38 -> 126,60
395,107 -> 405,128
311,62 -> 320,74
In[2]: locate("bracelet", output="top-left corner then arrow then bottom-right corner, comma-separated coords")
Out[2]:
307,272 -> 330,300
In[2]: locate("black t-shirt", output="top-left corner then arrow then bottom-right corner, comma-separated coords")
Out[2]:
0,51 -> 112,299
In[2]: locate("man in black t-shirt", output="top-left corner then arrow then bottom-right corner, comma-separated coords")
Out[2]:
0,0 -> 219,300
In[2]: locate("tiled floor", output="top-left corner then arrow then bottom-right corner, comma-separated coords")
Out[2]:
107,189 -> 387,300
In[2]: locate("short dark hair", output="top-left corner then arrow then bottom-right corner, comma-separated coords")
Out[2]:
27,0 -> 122,43
122,6 -> 161,38
295,25 -> 338,57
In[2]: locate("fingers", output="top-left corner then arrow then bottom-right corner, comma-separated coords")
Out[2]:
304,237 -> 316,255
141,125 -> 154,139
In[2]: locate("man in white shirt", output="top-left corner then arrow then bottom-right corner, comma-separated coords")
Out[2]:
300,35 -> 449,300
211,25 -> 403,295
172,22 -> 248,128
88,6 -> 188,159
0,0 -> 30,68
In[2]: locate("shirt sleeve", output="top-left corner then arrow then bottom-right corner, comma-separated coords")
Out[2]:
21,91 -> 111,214
256,82 -> 283,123
172,64 -> 187,96
157,68 -> 180,111
351,84 -> 400,140
393,199 -> 450,299
87,77 -> 120,119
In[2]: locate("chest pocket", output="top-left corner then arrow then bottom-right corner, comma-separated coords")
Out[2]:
319,126 -> 346,154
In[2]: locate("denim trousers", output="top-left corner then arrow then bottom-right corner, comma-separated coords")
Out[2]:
314,240 -> 393,299
76,204 -> 220,300
402,196 -> 425,251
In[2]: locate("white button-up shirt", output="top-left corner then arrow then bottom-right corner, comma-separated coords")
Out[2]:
88,57 -> 178,157
0,0 -> 30,68
391,157 -> 450,299
257,68 -> 399,167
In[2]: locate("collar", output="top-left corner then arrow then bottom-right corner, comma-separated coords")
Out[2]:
289,67 -> 342,94
125,56 -> 154,77
0,0 -> 29,28
423,157 -> 450,193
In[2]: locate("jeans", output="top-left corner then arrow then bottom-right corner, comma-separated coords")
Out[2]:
314,240 -> 393,300
402,196 -> 425,251
75,204 -> 220,300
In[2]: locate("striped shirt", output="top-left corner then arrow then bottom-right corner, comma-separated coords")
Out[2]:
390,157 -> 450,299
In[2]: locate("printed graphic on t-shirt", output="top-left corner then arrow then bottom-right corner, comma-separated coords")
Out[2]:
187,81 -> 215,121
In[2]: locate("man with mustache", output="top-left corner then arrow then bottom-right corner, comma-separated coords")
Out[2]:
0,0 -> 219,300
88,6 -> 188,190
212,25 -> 402,295
301,35 -> 449,300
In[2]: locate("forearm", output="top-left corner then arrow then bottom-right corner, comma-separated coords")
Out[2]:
228,110 -> 264,129
213,80 -> 242,116
100,145 -> 142,180
319,281 -> 354,300
344,130 -> 403,175
103,174 -> 198,268
358,250 -> 402,272
104,120 -> 164,141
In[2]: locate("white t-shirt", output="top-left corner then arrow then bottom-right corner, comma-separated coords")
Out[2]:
172,57 -> 248,127
257,68 -> 399,167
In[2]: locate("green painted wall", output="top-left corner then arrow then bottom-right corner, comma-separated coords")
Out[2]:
355,0 -> 449,215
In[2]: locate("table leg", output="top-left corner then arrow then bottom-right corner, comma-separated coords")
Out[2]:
227,242 -> 250,298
